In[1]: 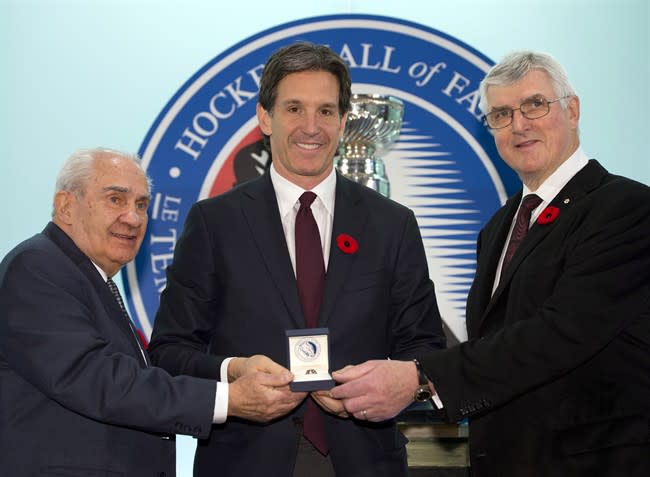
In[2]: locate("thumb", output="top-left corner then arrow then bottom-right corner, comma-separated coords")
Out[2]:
259,359 -> 290,375
246,354 -> 290,375
256,370 -> 294,386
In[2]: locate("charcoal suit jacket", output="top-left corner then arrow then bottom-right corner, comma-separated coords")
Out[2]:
420,160 -> 650,476
149,172 -> 446,477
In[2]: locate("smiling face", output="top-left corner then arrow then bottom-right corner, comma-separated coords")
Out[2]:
257,70 -> 348,190
486,69 -> 580,190
54,153 -> 150,277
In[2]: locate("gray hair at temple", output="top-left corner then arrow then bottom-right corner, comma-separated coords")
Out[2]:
52,147 -> 151,217
479,51 -> 577,114
258,41 -> 352,116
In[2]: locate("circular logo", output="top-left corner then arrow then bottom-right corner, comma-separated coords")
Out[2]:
122,14 -> 520,343
294,338 -> 321,362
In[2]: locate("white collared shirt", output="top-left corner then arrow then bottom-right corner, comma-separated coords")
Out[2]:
493,147 -> 589,292
269,163 -> 337,274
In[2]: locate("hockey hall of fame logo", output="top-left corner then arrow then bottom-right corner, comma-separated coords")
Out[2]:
122,14 -> 520,345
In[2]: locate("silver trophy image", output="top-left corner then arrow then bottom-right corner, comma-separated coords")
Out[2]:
337,94 -> 404,198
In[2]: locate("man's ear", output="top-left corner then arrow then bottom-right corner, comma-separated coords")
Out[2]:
53,191 -> 75,225
257,103 -> 272,136
567,95 -> 580,129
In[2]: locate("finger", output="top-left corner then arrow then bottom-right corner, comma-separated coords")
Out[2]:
329,375 -> 371,400
312,393 -> 348,417
331,364 -> 354,375
253,355 -> 291,375
332,393 -> 369,415
352,409 -> 368,421
310,390 -> 332,398
331,361 -> 375,382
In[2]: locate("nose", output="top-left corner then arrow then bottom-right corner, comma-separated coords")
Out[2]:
300,111 -> 320,135
510,108 -> 532,131
120,205 -> 146,227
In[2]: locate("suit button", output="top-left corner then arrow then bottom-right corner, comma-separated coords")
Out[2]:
159,473 -> 167,477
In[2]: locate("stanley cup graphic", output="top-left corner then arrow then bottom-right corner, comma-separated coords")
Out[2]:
336,94 -> 404,198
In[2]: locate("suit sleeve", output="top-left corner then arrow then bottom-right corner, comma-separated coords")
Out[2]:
419,179 -> 650,422
0,246 -> 216,439
149,202 -> 225,379
387,209 -> 447,358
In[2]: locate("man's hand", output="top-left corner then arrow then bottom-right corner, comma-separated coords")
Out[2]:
310,390 -> 349,418
227,354 -> 288,382
330,360 -> 420,422
228,370 -> 306,422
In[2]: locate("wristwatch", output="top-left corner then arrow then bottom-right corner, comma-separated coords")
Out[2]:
413,358 -> 433,402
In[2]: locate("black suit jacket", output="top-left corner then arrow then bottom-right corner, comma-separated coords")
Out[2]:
0,222 -> 216,477
420,160 -> 650,476
150,172 -> 446,476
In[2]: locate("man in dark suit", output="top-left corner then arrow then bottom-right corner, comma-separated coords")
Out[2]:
0,148 -> 302,476
330,51 -> 650,476
148,42 -> 446,476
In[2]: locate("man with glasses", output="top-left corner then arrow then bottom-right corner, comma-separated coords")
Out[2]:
330,51 -> 650,476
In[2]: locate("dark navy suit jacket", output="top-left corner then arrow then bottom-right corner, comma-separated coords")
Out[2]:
0,222 -> 216,476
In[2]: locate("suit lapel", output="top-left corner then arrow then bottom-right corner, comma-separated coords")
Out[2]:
480,160 -> 607,327
319,175 -> 368,326
42,222 -> 149,364
240,175 -> 305,328
468,194 -> 520,337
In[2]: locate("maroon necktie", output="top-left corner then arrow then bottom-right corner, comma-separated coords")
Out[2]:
294,191 -> 328,455
295,192 -> 325,328
500,194 -> 542,280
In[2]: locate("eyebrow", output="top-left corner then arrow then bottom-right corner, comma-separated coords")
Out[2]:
491,93 -> 546,111
281,99 -> 338,110
103,185 -> 150,201
103,185 -> 129,193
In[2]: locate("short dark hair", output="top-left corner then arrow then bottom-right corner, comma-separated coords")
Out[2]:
258,41 -> 352,116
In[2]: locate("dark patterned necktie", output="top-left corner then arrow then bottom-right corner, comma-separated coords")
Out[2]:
107,277 -> 148,365
500,194 -> 542,280
294,191 -> 328,455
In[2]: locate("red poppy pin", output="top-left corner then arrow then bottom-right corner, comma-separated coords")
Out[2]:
537,205 -> 560,224
336,233 -> 359,254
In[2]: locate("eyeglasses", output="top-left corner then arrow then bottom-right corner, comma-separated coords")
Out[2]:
484,95 -> 570,129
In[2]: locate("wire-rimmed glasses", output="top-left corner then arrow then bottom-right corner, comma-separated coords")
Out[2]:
484,95 -> 570,129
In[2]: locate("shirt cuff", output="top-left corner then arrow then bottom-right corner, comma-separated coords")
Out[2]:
431,392 -> 444,410
220,357 -> 233,382
212,381 -> 229,424
212,357 -> 234,424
